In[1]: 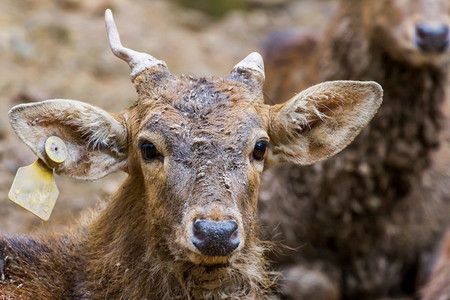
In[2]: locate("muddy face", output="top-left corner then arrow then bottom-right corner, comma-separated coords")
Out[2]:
363,0 -> 450,66
128,76 -> 269,265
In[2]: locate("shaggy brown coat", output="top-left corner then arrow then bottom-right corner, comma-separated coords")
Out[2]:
260,0 -> 450,298
0,10 -> 383,299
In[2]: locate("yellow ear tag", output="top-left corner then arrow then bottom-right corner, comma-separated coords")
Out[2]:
8,136 -> 67,221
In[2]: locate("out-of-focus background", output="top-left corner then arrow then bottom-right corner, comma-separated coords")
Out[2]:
0,0 -> 336,234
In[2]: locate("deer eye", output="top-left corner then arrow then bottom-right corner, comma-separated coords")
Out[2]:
252,141 -> 269,161
138,141 -> 160,161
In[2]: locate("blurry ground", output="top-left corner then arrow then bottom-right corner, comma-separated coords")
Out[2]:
0,0 -> 337,234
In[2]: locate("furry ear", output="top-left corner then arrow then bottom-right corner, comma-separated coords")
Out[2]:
8,100 -> 128,180
268,80 -> 383,165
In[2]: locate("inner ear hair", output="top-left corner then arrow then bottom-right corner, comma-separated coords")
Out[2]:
8,99 -> 129,180
268,80 -> 383,165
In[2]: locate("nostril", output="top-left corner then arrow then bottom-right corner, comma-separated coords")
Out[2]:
229,226 -> 240,248
230,228 -> 238,240
416,23 -> 449,53
227,220 -> 238,235
193,220 -> 206,241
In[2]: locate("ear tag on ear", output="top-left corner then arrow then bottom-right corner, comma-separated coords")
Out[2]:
8,136 -> 67,221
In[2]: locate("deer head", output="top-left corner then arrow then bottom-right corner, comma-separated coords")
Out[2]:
8,10 -> 382,266
362,0 -> 450,66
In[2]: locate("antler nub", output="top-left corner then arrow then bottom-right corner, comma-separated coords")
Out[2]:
232,52 -> 265,80
105,9 -> 167,79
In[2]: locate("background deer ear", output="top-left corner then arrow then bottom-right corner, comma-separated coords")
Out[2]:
8,100 -> 128,180
268,80 -> 383,165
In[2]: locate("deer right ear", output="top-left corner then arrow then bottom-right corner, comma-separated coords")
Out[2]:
267,81 -> 383,165
8,100 -> 128,181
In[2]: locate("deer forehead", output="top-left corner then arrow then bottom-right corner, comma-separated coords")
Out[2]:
136,76 -> 263,111
130,77 -> 267,155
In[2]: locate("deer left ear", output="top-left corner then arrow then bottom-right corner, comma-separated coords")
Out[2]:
8,99 -> 128,180
267,80 -> 383,165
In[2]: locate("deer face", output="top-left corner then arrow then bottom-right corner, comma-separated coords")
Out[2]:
362,0 -> 450,66
7,10 -> 383,266
127,75 -> 269,263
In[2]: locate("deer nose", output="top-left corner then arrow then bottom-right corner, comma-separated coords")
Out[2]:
416,23 -> 449,53
192,220 -> 240,256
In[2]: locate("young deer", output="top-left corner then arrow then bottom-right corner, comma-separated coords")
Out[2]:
261,0 -> 450,298
0,10 -> 382,299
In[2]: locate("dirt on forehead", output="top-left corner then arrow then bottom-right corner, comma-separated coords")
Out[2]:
0,0 -> 336,234
139,76 -> 253,114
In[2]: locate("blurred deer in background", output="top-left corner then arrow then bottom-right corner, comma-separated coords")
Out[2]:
261,0 -> 450,298
422,230 -> 450,300
0,10 -> 382,299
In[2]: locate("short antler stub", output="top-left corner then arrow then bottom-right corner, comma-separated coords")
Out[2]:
232,52 -> 265,80
229,52 -> 265,91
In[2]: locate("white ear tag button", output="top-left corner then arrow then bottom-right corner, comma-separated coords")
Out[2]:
8,136 -> 67,221
45,136 -> 67,164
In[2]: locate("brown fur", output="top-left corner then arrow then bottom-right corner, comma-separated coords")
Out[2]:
421,230 -> 450,300
2,76 -> 274,299
0,11 -> 382,299
260,0 -> 450,298
263,29 -> 319,103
